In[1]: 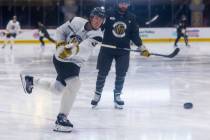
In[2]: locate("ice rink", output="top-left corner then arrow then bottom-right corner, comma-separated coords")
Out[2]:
0,42 -> 210,140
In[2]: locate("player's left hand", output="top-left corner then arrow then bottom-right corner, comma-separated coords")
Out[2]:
138,45 -> 150,57
58,43 -> 79,59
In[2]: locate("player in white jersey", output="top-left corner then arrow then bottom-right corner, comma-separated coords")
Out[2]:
2,16 -> 21,49
20,7 -> 105,132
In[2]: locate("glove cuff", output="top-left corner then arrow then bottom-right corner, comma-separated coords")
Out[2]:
139,45 -> 146,51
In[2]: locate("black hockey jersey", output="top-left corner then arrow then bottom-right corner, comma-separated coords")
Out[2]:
38,24 -> 48,35
102,9 -> 142,48
177,20 -> 187,34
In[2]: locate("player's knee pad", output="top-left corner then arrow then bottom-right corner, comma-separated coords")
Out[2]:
65,76 -> 81,94
116,66 -> 128,77
116,71 -> 127,78
97,73 -> 107,79
50,80 -> 66,95
96,73 -> 107,86
98,70 -> 109,77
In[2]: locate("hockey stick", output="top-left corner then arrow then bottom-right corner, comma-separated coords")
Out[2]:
68,23 -> 180,58
102,44 -> 180,58
145,15 -> 159,25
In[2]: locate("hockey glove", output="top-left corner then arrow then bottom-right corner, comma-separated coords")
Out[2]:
58,43 -> 79,59
138,45 -> 150,57
56,41 -> 67,49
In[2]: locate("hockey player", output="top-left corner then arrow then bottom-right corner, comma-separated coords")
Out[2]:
91,0 -> 150,109
174,15 -> 190,47
2,16 -> 21,49
37,22 -> 56,49
20,7 -> 105,132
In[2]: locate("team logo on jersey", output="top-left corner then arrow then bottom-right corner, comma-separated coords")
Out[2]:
112,21 -> 127,38
11,25 -> 16,30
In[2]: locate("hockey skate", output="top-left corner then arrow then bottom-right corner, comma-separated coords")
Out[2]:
114,93 -> 124,109
53,113 -> 73,133
1,44 -> 5,49
174,44 -> 178,48
40,44 -> 45,52
91,92 -> 101,108
20,74 -> 34,94
186,44 -> 190,47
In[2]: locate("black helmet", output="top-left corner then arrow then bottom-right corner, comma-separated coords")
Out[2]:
117,0 -> 130,5
90,7 -> 105,19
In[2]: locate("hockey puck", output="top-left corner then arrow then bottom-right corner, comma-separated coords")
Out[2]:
184,102 -> 193,109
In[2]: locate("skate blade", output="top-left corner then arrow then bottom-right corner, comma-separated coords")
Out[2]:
20,74 -> 27,94
91,105 -> 98,109
91,100 -> 99,109
114,103 -> 123,109
53,124 -> 73,133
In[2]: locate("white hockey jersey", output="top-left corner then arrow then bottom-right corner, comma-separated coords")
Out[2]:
55,17 -> 103,67
6,20 -> 21,34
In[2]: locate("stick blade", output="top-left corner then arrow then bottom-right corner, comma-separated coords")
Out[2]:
168,48 -> 180,58
151,48 -> 180,58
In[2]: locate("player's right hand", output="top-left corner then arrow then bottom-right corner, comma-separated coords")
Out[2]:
56,41 -> 67,49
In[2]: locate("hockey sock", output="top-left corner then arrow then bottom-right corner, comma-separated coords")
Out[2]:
59,77 -> 81,116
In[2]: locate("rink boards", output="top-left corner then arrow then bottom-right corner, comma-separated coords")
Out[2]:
0,28 -> 210,44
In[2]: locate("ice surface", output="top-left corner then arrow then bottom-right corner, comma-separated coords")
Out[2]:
0,42 -> 210,140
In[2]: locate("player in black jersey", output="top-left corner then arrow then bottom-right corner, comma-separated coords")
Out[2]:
174,15 -> 190,47
91,0 -> 150,109
37,22 -> 56,48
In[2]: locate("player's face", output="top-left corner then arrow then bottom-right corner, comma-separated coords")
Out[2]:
13,16 -> 17,22
118,2 -> 129,12
90,16 -> 104,30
